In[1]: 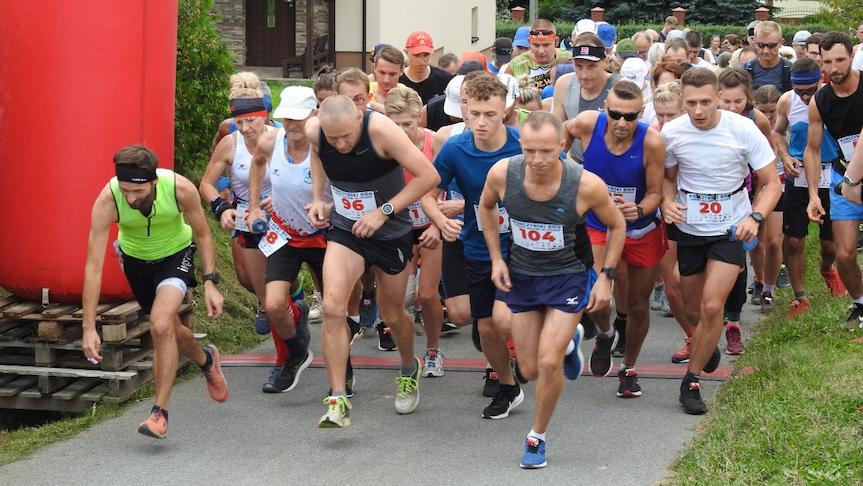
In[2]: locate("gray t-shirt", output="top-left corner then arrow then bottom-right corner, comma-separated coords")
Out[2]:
564,74 -> 619,163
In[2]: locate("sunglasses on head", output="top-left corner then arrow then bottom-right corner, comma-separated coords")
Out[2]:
608,109 -> 639,121
756,42 -> 779,49
529,29 -> 555,36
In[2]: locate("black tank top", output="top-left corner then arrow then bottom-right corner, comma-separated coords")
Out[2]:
318,110 -> 410,239
814,72 -> 863,165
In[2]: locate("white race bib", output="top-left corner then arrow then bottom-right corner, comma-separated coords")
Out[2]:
685,193 -> 733,225
258,219 -> 291,257
331,187 -> 376,221
511,219 -> 564,251
607,185 -> 637,205
234,201 -> 250,232
793,163 -> 831,189
449,190 -> 464,201
474,204 -> 510,233
408,201 -> 430,228
838,134 -> 859,161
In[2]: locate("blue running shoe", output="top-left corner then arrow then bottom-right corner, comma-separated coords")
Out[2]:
562,324 -> 584,380
254,307 -> 270,335
359,293 -> 378,328
520,436 -> 547,469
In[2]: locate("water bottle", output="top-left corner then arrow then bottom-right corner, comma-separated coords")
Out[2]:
251,219 -> 268,234
727,225 -> 758,251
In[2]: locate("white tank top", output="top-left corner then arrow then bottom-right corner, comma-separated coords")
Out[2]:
788,92 -> 808,126
270,128 -> 329,236
231,129 -> 272,202
449,122 -> 466,136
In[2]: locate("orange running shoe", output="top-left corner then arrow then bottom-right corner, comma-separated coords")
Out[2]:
202,345 -> 229,402
671,337 -> 691,363
822,268 -> 847,297
138,409 -> 168,439
787,298 -> 811,319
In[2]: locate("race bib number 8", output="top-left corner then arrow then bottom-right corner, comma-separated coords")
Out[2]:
258,219 -> 291,257
331,187 -> 376,221
838,134 -> 859,162
794,163 -> 831,189
685,193 -> 732,225
511,219 -> 564,251
474,204 -> 511,233
607,185 -> 637,205
408,201 -> 430,228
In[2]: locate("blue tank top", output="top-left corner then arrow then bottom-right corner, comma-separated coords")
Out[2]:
583,112 -> 653,231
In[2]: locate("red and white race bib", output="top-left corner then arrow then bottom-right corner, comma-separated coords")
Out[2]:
607,185 -> 637,205
408,201 -> 430,228
838,134 -> 859,162
685,193 -> 732,225
510,219 -> 564,251
331,187 -> 376,221
258,219 -> 292,257
474,204 -> 510,233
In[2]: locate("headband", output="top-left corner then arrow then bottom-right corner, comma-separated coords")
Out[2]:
230,97 -> 268,118
529,34 -> 558,44
790,69 -> 821,85
116,164 -> 157,184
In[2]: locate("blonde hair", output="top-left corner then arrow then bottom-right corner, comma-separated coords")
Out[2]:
652,81 -> 682,107
517,87 -> 542,108
754,20 -> 781,38
385,86 -> 422,117
647,42 -> 666,65
229,71 -> 263,99
335,67 -> 371,93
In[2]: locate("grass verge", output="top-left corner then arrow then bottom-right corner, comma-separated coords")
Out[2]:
666,230 -> 863,484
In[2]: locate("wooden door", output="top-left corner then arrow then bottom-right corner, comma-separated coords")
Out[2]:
246,0 -> 296,66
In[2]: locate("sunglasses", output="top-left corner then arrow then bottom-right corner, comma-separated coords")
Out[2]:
756,42 -> 779,49
529,29 -> 555,36
608,109 -> 639,121
793,86 -> 818,97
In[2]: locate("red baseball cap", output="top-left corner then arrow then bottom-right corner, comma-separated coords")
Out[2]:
405,31 -> 434,54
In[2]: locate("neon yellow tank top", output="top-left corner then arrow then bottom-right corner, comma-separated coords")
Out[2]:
110,168 -> 193,261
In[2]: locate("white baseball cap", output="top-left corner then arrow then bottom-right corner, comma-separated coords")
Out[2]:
574,19 -> 597,36
620,58 -> 648,89
665,29 -> 685,42
497,73 -> 519,109
793,30 -> 812,46
443,75 -> 465,118
273,86 -> 317,120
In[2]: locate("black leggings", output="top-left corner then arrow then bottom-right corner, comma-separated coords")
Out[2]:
723,266 -> 747,322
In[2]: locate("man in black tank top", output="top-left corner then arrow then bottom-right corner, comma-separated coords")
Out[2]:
480,112 -> 625,469
805,32 -> 863,330
305,95 -> 440,428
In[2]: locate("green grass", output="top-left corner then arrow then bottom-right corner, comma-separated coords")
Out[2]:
666,230 -> 863,484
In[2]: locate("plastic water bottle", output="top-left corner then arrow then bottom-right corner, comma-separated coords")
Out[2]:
251,219 -> 268,234
727,225 -> 758,251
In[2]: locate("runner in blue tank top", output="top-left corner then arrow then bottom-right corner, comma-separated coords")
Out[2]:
564,80 -> 667,398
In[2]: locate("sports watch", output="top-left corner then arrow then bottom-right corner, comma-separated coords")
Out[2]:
600,267 -> 617,280
381,202 -> 396,218
842,174 -> 862,187
749,211 -> 765,226
203,272 -> 221,285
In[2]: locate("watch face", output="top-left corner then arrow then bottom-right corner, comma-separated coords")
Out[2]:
382,203 -> 394,215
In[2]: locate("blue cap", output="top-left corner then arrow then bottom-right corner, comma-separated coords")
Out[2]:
541,85 -> 554,100
597,23 -> 616,49
513,26 -> 530,48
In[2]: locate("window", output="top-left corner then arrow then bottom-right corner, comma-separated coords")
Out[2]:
471,6 -> 478,43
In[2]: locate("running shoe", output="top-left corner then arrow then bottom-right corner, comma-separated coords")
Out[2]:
612,316 -> 626,358
589,332 -> 615,377
679,377 -> 707,415
137,408 -> 168,439
440,320 -> 459,334
616,367 -> 642,398
412,308 -> 425,336
761,292 -> 775,313
471,320 -> 483,352
482,383 -> 524,419
359,292 -> 378,327
562,324 -> 584,380
318,395 -> 352,428
308,299 -> 322,324
482,368 -> 500,397
376,322 -> 397,351
841,303 -> 863,331
520,436 -> 547,469
253,307 -> 270,335
787,298 -> 811,319
660,291 -> 672,317
725,324 -> 745,355
650,284 -> 665,311
202,345 -> 229,402
747,279 -> 758,295
422,348 -> 444,377
750,284 -> 764,305
347,317 -> 363,346
822,268 -> 847,297
776,265 -> 791,289
671,337 -> 692,363
395,357 -> 421,414
262,365 -> 282,393
267,350 -> 313,393
704,346 -> 721,373
580,314 -> 597,340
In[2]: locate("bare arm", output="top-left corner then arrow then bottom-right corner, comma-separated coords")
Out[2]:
772,93 -> 798,177
551,74 -> 572,121
804,98 -> 827,222
305,117 -> 333,228
562,110 -> 595,154
82,185 -> 118,331
199,134 -> 234,205
248,129 -> 276,211
177,175 -> 223,318
479,161 -> 510,291
661,165 -> 684,224
634,129 -> 665,220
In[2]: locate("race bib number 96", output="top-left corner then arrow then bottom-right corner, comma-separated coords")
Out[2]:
511,219 -> 564,251
685,193 -> 732,225
331,187 -> 376,221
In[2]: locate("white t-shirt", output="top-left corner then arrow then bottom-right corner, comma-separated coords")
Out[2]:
640,101 -> 657,125
852,48 -> 863,71
664,110 -> 775,236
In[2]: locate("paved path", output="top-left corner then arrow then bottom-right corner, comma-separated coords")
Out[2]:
0,299 -> 760,485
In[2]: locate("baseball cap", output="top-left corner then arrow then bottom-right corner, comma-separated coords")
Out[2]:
572,44 -> 605,62
273,86 -> 317,120
597,23 -> 617,49
747,21 -> 759,37
497,73 -> 518,109
513,26 -> 531,48
620,58 -> 648,88
615,39 -> 638,59
493,37 -> 513,62
793,30 -> 812,46
666,29 -> 684,42
405,31 -> 434,55
443,75 -> 465,118
574,19 -> 597,36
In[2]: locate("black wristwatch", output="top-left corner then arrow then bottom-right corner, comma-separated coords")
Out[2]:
203,272 -> 221,285
636,206 -> 645,219
600,267 -> 617,280
749,211 -> 765,226
842,174 -> 862,187
381,202 -> 396,219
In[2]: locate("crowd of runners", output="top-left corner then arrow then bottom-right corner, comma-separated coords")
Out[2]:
80,15 -> 863,469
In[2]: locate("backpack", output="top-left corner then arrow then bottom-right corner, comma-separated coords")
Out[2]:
744,58 -> 792,93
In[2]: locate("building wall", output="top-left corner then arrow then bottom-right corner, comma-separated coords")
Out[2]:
214,0 -> 245,65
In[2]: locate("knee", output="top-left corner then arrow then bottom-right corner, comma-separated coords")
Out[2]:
785,237 -> 804,255
765,237 -> 782,255
416,286 -> 440,308
378,303 -> 407,325
265,295 -> 288,318
701,300 -> 724,320
518,360 -> 539,381
322,300 -> 346,323
448,308 -> 471,326
626,294 -> 650,317
149,314 -> 176,340
537,353 -> 562,376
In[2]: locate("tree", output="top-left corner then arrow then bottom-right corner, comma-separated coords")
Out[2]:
534,0 -> 761,25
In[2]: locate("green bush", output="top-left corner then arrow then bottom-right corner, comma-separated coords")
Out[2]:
175,0 -> 235,180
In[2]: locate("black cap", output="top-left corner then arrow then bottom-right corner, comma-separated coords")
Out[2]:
493,37 -> 513,62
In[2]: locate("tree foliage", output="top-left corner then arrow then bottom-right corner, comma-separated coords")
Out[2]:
533,0 -> 762,25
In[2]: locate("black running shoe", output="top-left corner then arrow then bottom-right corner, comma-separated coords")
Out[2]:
265,350 -> 313,393
581,314 -> 597,341
616,367 -> 642,398
482,383 -> 524,419
482,368 -> 500,397
589,332 -> 615,377
376,322 -> 397,351
471,320 -> 482,352
440,321 -> 459,334
842,302 -> 863,331
612,316 -> 626,358
679,376 -> 707,415
703,346 -> 721,373
347,317 -> 362,345
750,283 -> 764,305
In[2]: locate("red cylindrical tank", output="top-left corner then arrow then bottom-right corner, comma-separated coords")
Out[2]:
0,1 -> 178,303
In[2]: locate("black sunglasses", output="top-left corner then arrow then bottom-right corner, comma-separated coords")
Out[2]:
756,42 -> 779,49
608,109 -> 639,121
529,29 -> 555,36
793,86 -> 818,97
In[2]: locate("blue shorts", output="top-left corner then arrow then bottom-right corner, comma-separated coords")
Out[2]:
830,169 -> 863,221
498,269 -> 596,314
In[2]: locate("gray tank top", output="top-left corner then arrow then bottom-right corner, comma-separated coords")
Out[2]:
564,74 -> 619,163
503,155 -> 590,276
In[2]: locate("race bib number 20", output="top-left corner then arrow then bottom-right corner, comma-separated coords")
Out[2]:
685,193 -> 732,225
